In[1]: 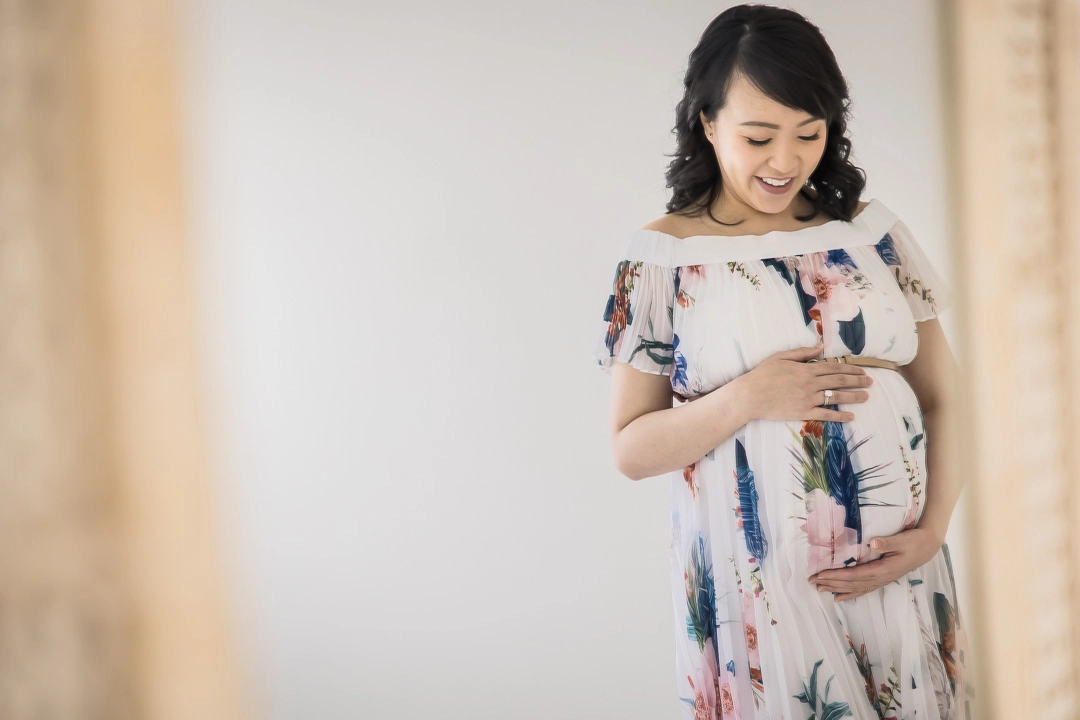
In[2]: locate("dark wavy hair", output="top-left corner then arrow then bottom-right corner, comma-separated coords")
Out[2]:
664,4 -> 866,226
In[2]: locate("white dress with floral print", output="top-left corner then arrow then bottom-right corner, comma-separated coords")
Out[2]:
592,199 -> 974,720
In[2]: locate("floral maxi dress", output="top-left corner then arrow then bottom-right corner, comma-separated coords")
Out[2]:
591,199 -> 975,720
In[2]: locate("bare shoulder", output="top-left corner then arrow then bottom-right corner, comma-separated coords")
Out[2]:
640,213 -> 697,239
640,199 -> 871,240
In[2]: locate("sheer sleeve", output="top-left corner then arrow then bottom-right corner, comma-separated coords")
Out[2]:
592,250 -> 677,377
874,218 -> 955,322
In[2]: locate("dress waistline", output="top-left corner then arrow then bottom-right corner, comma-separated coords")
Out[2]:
807,355 -> 899,371
673,354 -> 898,405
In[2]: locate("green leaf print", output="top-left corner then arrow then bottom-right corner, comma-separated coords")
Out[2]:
893,267 -> 939,314
626,327 -> 675,369
793,658 -> 853,720
726,260 -> 762,287
876,667 -> 901,717
787,424 -> 894,501
684,535 -> 717,654
933,592 -> 960,696
902,415 -> 924,450
836,309 -> 866,355
844,634 -> 876,708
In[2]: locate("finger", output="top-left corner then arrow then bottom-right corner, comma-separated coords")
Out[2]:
812,372 -> 872,391
834,589 -> 873,602
832,581 -> 895,601
806,363 -> 868,377
814,579 -> 879,600
779,343 -> 824,359
810,570 -> 858,583
811,569 -> 883,586
807,408 -> 857,422
814,555 -> 901,583
817,389 -> 871,405
817,571 -> 901,593
813,576 -> 868,590
815,583 -> 849,594
816,581 -> 868,594
811,571 -> 866,583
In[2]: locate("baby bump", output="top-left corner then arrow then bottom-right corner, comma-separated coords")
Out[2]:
735,368 -> 928,579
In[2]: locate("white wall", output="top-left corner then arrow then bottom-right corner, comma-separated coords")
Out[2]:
179,2 -> 968,718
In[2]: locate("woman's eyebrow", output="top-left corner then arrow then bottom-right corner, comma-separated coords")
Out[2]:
739,118 -> 822,129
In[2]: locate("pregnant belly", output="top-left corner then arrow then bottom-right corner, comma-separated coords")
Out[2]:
749,367 -> 927,578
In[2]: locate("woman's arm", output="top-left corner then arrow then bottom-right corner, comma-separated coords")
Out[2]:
609,344 -> 870,481
899,317 -> 964,540
608,362 -> 754,481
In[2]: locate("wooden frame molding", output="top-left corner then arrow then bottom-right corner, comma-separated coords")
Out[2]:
82,1 -> 249,718
943,0 -> 1080,717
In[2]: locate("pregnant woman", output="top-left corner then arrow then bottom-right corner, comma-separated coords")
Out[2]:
592,6 -> 975,719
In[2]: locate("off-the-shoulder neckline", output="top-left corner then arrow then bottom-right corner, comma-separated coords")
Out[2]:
637,198 -> 880,242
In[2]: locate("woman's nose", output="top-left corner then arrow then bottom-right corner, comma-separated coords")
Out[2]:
768,141 -> 799,175
767,159 -> 797,177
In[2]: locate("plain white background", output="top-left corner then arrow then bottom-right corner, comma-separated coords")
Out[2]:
179,1 -> 971,718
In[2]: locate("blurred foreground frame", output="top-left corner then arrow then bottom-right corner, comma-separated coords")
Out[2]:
0,0 -> 246,718
3,0 -> 1080,718
945,0 -> 1080,718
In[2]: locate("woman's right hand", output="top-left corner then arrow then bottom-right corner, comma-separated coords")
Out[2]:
738,342 -> 873,423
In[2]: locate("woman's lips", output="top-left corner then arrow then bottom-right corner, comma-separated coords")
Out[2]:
756,176 -> 794,195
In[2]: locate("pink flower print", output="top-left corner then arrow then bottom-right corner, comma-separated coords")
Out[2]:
901,494 -> 920,530
677,265 -> 706,308
684,264 -> 706,280
719,666 -> 742,720
798,252 -> 862,340
741,591 -> 761,669
684,462 -> 698,499
702,638 -> 721,714
732,484 -> 744,532
802,488 -> 866,577
687,674 -> 709,720
686,638 -> 727,720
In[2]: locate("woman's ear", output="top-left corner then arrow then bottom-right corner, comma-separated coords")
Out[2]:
699,110 -> 712,139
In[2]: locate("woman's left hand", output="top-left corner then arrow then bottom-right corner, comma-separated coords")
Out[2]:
809,525 -> 945,602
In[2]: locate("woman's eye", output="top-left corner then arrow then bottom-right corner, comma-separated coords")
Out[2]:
746,133 -> 821,147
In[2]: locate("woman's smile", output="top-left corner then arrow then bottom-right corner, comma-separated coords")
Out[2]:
756,175 -> 795,194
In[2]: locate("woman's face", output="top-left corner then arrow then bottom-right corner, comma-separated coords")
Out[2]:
699,73 -> 828,219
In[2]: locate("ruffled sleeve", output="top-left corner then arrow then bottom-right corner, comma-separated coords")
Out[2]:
592,244 -> 676,377
874,218 -> 955,322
